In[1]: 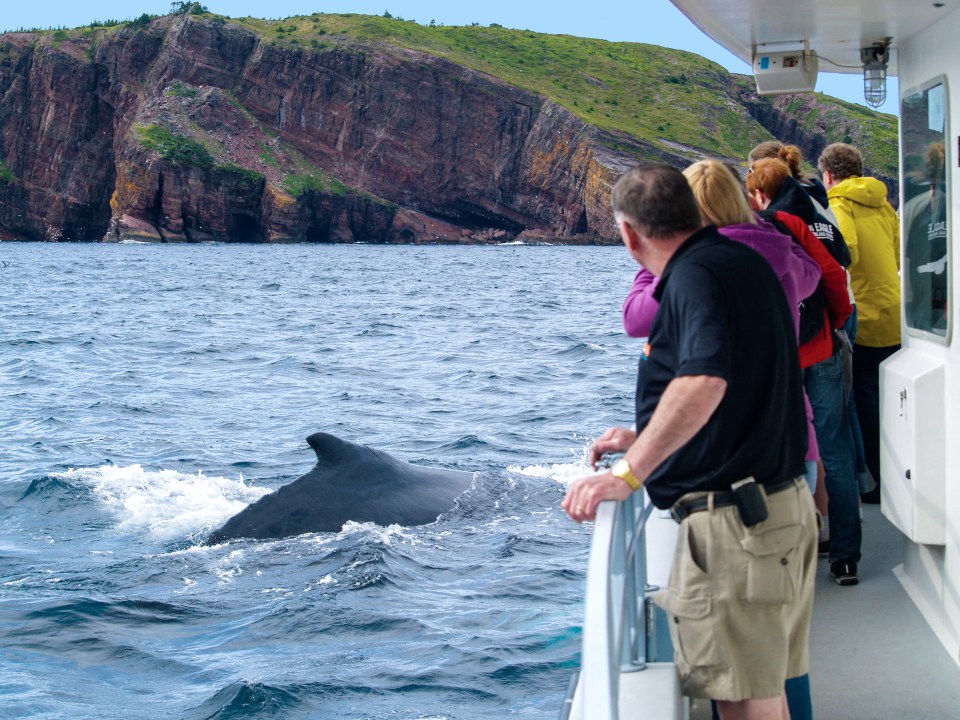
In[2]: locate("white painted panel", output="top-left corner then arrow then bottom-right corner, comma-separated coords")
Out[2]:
880,349 -> 946,544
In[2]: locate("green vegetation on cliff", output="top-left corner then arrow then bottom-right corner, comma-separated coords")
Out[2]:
284,172 -> 349,198
135,124 -> 213,167
135,123 -> 267,186
0,156 -> 13,183
819,97 -> 899,177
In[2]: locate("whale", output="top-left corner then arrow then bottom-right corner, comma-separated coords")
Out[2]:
206,432 -> 474,543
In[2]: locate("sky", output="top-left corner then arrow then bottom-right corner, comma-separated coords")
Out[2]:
1,0 -> 898,114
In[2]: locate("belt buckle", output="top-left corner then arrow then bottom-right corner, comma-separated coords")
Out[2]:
670,502 -> 688,524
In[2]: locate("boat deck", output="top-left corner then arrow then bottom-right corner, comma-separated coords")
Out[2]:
688,503 -> 960,719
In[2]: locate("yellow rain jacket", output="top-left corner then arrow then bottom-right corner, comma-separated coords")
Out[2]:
828,177 -> 901,347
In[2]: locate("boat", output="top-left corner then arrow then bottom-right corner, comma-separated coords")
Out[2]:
562,3 -> 960,717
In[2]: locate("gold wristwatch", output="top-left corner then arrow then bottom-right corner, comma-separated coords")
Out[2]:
611,458 -> 641,491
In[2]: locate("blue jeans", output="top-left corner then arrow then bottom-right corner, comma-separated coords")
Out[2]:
843,309 -> 869,488
804,353 -> 861,563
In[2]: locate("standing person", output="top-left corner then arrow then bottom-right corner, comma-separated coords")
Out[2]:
749,141 -> 868,494
747,158 -> 861,586
620,159 -> 820,720
564,163 -> 817,720
818,143 -> 901,504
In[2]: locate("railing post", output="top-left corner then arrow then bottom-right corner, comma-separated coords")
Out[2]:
579,490 -> 657,720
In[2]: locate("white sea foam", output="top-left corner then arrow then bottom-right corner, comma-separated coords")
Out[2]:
340,520 -> 413,545
53,464 -> 271,542
508,443 -> 593,484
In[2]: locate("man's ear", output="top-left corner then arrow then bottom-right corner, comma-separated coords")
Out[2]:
618,218 -> 641,253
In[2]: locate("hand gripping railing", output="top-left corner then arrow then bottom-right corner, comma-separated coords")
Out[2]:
578,490 -> 656,720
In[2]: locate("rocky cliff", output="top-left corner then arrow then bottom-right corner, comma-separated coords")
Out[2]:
0,13 -> 898,244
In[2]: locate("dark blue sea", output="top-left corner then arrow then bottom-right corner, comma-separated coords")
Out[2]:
0,241 -> 641,720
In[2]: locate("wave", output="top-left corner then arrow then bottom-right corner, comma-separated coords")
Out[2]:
432,434 -> 489,452
20,474 -> 92,503
23,597 -> 202,625
554,341 -> 606,358
186,681 -> 307,720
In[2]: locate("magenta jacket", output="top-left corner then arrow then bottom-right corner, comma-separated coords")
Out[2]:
621,220 -> 822,460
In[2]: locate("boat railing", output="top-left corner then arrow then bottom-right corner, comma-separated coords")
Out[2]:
575,487 -> 657,720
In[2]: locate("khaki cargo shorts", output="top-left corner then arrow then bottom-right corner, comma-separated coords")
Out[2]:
654,478 -> 817,701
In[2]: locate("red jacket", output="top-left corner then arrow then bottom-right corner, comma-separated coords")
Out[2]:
776,211 -> 853,368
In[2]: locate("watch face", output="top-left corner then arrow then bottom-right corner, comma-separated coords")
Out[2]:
611,459 -> 639,490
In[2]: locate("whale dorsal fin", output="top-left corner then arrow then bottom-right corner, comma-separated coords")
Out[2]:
306,432 -> 359,464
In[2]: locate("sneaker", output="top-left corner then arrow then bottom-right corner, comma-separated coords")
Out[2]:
818,540 -> 831,558
830,560 -> 859,586
860,487 -> 881,504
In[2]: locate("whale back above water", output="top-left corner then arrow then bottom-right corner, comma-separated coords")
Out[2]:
206,432 -> 474,543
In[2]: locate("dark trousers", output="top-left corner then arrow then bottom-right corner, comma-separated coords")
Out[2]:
852,343 -> 900,487
843,310 -> 868,486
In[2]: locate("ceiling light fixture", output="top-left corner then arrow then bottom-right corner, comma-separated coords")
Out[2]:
861,42 -> 891,108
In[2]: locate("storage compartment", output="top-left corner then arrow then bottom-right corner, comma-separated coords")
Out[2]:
880,350 -> 946,544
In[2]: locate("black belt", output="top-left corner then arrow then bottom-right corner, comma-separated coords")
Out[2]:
670,477 -> 800,524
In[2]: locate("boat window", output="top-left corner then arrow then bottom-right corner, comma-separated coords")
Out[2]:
902,79 -> 950,340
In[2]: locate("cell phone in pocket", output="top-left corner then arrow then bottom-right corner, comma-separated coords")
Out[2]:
731,477 -> 768,527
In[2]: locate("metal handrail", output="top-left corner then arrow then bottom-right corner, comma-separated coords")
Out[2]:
578,491 -> 656,720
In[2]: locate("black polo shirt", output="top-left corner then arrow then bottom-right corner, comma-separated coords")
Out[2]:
637,226 -> 807,509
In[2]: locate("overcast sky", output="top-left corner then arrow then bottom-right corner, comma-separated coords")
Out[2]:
1,0 -> 898,114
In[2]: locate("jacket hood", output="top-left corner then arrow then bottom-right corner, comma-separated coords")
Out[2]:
719,220 -> 793,274
769,176 -> 816,223
828,176 -> 890,208
801,177 -> 830,208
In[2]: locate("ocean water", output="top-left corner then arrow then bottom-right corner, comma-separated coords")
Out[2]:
0,241 -> 642,720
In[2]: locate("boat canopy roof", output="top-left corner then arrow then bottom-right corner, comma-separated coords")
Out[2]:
670,0 -> 956,76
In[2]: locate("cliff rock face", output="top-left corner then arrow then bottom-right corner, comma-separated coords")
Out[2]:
0,16 -> 893,243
